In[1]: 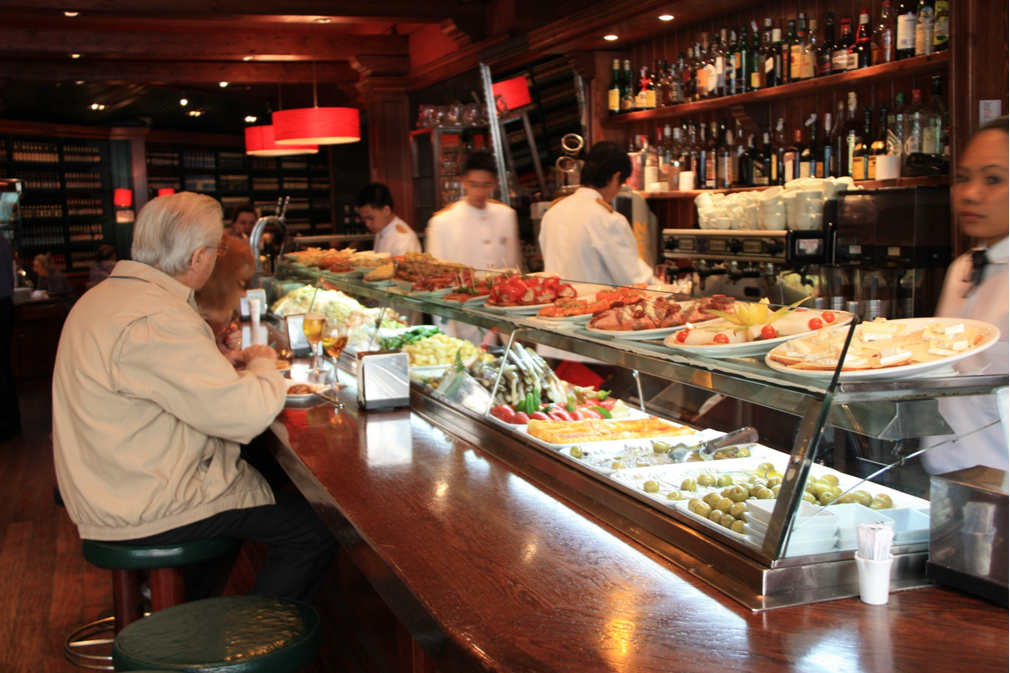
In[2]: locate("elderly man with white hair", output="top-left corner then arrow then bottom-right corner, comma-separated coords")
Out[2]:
52,192 -> 336,603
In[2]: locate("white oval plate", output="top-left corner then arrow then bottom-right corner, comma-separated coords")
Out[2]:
534,312 -> 594,325
584,324 -> 687,341
663,311 -> 854,358
285,379 -> 331,401
764,317 -> 1001,380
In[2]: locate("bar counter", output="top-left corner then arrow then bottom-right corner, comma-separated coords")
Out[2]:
266,372 -> 1009,673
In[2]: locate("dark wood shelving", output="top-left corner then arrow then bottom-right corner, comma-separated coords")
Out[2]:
642,174 -> 950,200
604,52 -> 950,127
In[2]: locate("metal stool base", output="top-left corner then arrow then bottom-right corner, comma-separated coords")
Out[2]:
65,612 -> 149,670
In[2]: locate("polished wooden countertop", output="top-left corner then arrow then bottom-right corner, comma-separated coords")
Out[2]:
267,373 -> 1009,673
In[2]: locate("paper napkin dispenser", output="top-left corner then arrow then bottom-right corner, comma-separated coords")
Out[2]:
356,351 -> 410,410
926,466 -> 1008,606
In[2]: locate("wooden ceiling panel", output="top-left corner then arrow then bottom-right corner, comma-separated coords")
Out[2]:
0,60 -> 361,85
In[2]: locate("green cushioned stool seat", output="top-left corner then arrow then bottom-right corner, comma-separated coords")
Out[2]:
113,596 -> 321,673
83,538 -> 242,570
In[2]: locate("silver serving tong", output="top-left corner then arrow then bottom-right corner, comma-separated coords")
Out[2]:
670,426 -> 759,463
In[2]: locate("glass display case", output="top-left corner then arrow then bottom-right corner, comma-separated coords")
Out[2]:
266,248 -> 1008,610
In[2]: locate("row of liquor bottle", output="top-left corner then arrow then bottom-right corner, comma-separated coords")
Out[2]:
67,198 -> 105,216
7,141 -> 103,164
18,227 -> 67,251
68,223 -> 104,242
628,80 -> 947,190
608,1 -> 948,112
11,171 -> 105,191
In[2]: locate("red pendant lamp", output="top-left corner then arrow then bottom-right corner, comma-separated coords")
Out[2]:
271,62 -> 360,145
245,124 -> 319,156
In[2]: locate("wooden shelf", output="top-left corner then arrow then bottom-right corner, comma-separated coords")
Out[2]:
642,175 -> 950,200
604,52 -> 950,127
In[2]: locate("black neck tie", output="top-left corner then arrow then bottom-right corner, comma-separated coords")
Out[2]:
964,249 -> 988,298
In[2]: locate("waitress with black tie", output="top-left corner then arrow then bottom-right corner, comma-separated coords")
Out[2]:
922,116 -> 1009,475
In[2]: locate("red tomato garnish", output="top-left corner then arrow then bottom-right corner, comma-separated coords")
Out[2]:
808,317 -> 824,330
490,405 -> 515,423
713,333 -> 730,344
676,329 -> 691,343
569,410 -> 586,421
822,311 -> 836,323
795,308 -> 808,312
578,408 -> 603,420
529,411 -> 550,421
513,411 -> 530,424
597,398 -> 617,411
760,325 -> 777,340
548,409 -> 571,422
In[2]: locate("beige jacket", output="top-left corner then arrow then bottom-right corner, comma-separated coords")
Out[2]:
53,261 -> 286,541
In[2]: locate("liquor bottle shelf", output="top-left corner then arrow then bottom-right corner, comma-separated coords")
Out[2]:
642,174 -> 949,200
603,52 -> 950,127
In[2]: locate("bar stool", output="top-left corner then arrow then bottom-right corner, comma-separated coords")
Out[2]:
112,595 -> 320,672
65,538 -> 243,670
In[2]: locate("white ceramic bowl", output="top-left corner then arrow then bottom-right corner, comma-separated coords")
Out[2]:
759,185 -> 784,201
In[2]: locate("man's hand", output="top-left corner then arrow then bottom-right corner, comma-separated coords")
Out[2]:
242,344 -> 277,364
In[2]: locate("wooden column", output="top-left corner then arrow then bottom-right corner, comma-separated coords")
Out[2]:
358,77 -> 416,230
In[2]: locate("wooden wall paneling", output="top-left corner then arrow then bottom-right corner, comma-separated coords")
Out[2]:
360,78 -> 416,230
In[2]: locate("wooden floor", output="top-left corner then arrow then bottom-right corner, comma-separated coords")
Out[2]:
0,377 -> 402,673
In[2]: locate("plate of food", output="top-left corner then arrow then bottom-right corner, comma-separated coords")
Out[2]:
664,308 -> 854,358
524,416 -> 699,449
764,317 -> 1001,380
285,379 -> 331,401
584,295 -> 732,340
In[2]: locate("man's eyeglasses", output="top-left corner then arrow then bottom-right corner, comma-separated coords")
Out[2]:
213,240 -> 229,257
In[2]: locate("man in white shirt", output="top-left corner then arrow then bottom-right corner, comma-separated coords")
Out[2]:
426,151 -> 521,272
426,151 -> 521,342
539,141 -> 659,287
354,183 -> 421,257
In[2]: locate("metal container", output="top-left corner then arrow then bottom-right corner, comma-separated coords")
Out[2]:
926,466 -> 1008,606
356,351 -> 410,410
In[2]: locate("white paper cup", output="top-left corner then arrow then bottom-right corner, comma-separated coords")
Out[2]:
680,171 -> 696,191
854,555 -> 893,605
761,198 -> 784,213
876,155 -> 901,180
746,204 -> 760,228
759,185 -> 784,201
807,198 -> 825,214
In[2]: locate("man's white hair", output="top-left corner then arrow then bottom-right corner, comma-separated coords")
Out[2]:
132,193 -> 224,277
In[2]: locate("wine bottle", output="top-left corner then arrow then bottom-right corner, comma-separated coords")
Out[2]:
766,21 -> 781,88
915,0 -> 935,56
818,13 -> 836,76
705,121 -> 719,189
749,22 -> 764,91
802,19 -> 818,79
832,18 -> 854,73
781,19 -> 796,85
933,0 -> 949,51
873,0 -> 896,64
895,0 -> 917,59
869,104 -> 890,179
922,75 -> 947,156
850,106 -> 873,181
801,114 -> 818,178
608,59 -> 621,115
785,128 -> 803,181
738,133 -> 755,186
790,15 -> 807,81
820,111 -> 833,178
717,120 -> 733,189
850,9 -> 873,70
620,60 -> 635,112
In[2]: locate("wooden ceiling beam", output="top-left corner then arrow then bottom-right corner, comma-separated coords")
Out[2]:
0,0 -> 482,21
0,28 -> 408,60
0,60 -> 361,84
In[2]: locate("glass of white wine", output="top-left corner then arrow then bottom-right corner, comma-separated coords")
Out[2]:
301,312 -> 326,376
321,323 -> 349,388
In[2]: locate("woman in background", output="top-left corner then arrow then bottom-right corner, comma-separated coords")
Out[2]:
230,204 -> 259,240
195,233 -> 255,367
922,116 -> 1008,475
88,244 -> 117,286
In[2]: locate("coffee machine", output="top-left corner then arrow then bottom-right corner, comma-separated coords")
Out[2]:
833,185 -> 951,319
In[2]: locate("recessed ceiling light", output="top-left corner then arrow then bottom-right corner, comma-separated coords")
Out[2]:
180,97 -> 189,106
219,81 -> 229,88
75,80 -> 84,85
314,17 -> 331,23
244,115 -> 258,123
188,110 -> 203,117
69,53 -> 81,59
64,10 -> 79,17
242,56 -> 254,62
90,103 -> 105,110
603,34 -> 619,41
659,14 -> 674,21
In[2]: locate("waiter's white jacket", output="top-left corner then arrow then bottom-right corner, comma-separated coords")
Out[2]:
538,187 -> 656,286
374,216 -> 421,257
426,200 -> 521,271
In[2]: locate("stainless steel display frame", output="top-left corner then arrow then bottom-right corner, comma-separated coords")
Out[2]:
268,260 -> 1008,610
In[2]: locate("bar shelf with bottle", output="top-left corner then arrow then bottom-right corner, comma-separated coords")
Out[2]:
641,173 -> 948,200
604,52 -> 949,127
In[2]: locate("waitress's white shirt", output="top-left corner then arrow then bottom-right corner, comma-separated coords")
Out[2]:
922,236 -> 1009,475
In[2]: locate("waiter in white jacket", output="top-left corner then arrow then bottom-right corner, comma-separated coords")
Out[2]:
426,151 -> 521,343
539,141 -> 660,287
354,182 -> 421,257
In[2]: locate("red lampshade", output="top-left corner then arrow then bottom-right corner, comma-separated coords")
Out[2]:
492,76 -> 533,114
113,188 -> 133,207
157,188 -> 176,197
272,107 -> 360,145
244,124 -> 319,156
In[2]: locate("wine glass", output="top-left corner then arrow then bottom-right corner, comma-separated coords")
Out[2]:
322,323 -> 349,363
302,312 -> 325,377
